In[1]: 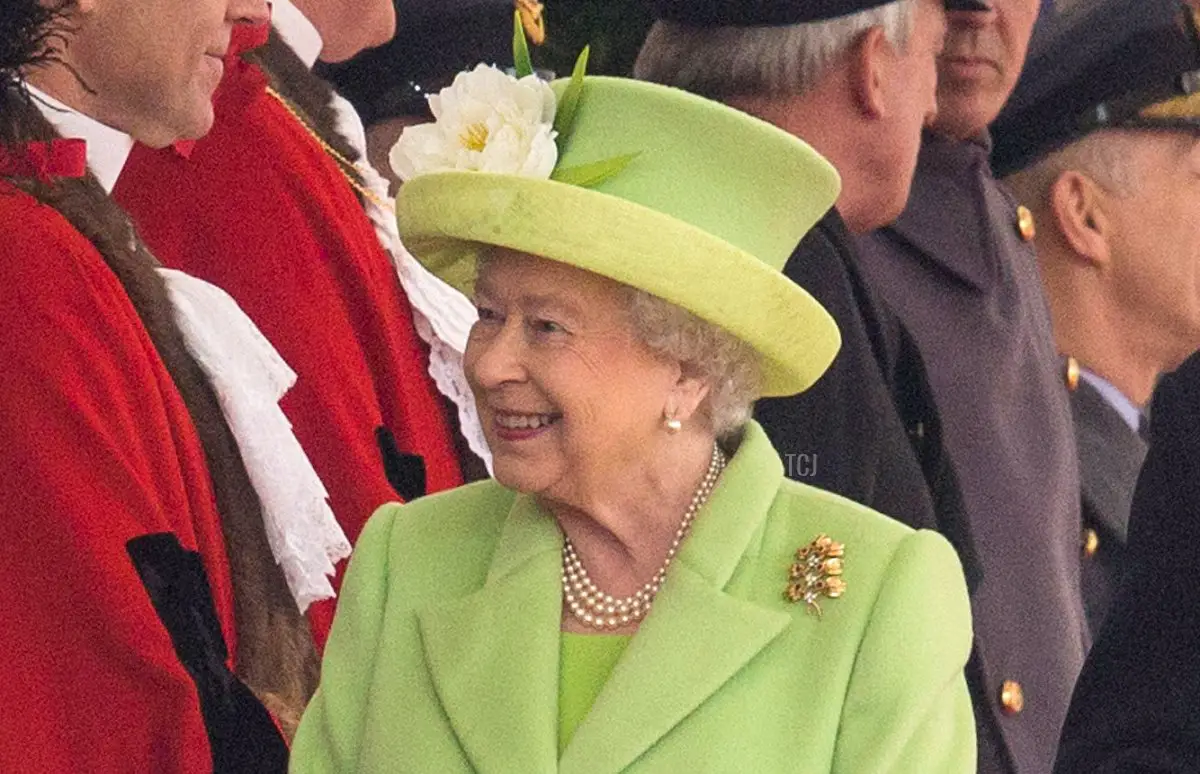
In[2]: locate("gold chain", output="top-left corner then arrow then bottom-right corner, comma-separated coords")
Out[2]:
265,86 -> 387,210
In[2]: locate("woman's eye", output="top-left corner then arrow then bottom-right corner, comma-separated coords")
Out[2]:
475,305 -> 501,323
531,318 -> 565,335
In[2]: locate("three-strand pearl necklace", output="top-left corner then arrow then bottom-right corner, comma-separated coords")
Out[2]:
561,443 -> 728,630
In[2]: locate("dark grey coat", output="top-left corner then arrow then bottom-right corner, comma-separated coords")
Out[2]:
755,208 -> 980,588
1071,379 -> 1147,634
855,132 -> 1086,774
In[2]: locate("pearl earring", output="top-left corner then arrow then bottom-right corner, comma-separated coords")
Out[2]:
664,416 -> 683,433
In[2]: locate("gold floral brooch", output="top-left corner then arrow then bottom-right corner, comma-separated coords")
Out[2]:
785,534 -> 846,617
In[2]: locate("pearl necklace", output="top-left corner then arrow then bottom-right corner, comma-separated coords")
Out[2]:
561,443 -> 728,630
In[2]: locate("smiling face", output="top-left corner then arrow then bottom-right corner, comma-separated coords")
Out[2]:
52,0 -> 268,146
935,0 -> 1040,139
465,251 -> 684,503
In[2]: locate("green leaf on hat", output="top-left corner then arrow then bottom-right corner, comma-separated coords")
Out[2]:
513,10 -> 535,78
553,45 -> 590,151
550,152 -> 640,188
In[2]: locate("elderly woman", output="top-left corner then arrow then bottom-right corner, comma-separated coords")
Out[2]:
291,67 -> 975,772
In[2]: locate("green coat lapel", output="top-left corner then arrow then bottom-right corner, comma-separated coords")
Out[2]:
417,493 -> 563,774
561,424 -> 791,774
418,423 -> 790,774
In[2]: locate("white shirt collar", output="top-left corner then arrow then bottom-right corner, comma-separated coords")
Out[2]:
271,0 -> 324,68
1079,368 -> 1144,433
25,84 -> 133,195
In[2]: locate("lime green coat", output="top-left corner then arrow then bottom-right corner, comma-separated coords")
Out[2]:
291,422 -> 976,773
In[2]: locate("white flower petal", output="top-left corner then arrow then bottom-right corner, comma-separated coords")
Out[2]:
388,64 -> 560,180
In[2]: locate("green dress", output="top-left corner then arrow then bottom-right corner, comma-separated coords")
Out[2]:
558,634 -> 632,755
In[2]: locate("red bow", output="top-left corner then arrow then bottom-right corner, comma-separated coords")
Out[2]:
0,139 -> 88,182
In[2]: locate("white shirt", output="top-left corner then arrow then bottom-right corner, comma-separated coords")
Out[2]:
271,0 -> 323,68
1080,368 -> 1144,433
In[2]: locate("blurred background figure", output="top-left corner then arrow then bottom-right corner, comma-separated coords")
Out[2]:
852,0 -> 1088,771
997,0 -> 1200,635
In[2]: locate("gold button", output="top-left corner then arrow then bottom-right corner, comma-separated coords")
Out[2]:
1083,528 -> 1100,558
999,680 -> 1025,715
1017,205 -> 1036,241
1065,356 -> 1080,392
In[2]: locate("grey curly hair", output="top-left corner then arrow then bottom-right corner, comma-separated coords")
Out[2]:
622,287 -> 762,440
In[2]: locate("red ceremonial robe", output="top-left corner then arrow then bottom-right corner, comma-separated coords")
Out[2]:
0,185 -> 253,772
114,50 -> 463,645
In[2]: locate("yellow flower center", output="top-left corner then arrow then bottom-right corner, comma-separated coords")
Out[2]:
461,123 -> 489,152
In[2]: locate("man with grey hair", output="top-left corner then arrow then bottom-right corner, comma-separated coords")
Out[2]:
852,0 -> 1084,772
637,0 -> 984,593
994,0 -> 1200,635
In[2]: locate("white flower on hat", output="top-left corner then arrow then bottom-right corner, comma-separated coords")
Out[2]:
390,63 -> 559,181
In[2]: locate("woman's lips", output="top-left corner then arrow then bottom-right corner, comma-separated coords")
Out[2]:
491,411 -> 561,442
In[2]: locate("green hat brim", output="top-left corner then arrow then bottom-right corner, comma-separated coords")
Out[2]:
399,171 -> 841,398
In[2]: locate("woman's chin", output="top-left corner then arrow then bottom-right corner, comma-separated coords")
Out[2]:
490,457 -> 553,495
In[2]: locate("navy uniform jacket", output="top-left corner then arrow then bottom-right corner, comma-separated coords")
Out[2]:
1055,352 -> 1200,772
855,131 -> 1086,774
1071,379 -> 1147,634
755,208 -> 979,588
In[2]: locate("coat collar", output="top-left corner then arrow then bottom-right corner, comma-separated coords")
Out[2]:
1071,380 -> 1148,543
417,422 -> 792,774
271,0 -> 324,68
25,84 -> 134,194
887,131 -> 1001,293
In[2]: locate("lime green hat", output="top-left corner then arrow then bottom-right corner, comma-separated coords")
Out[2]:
396,75 -> 842,397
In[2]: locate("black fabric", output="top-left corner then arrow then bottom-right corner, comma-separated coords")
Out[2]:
648,0 -> 986,27
317,1 -> 514,125
1055,352 -> 1200,773
125,534 -> 288,774
754,209 -> 980,591
992,0 -> 1200,176
376,425 -> 428,501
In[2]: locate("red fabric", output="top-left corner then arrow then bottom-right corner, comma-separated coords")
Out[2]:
0,187 -> 234,773
114,59 -> 463,646
0,138 -> 87,180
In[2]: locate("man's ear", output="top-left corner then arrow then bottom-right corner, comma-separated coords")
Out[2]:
1049,171 -> 1112,269
849,26 -> 891,120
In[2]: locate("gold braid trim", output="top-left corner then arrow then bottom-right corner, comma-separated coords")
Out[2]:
265,86 -> 387,209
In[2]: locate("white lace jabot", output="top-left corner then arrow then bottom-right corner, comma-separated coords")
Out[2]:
160,269 -> 351,612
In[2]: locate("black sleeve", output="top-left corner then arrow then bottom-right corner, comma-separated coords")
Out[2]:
1055,352 -> 1200,773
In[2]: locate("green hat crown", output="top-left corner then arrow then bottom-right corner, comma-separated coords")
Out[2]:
397,74 -> 843,396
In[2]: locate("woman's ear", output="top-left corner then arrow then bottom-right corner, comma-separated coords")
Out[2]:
1049,170 -> 1112,269
849,27 -> 891,120
665,370 -> 711,425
